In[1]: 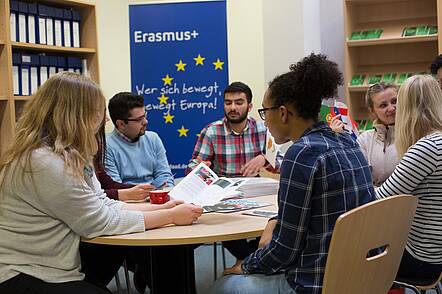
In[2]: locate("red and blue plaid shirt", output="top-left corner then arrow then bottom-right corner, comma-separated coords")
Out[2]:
187,117 -> 266,177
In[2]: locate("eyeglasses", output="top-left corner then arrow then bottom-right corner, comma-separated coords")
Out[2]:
257,106 -> 280,120
121,112 -> 147,123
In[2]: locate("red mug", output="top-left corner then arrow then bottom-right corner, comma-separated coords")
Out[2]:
149,190 -> 170,204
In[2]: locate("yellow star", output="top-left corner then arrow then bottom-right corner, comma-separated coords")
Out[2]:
175,59 -> 187,71
163,112 -> 174,124
162,74 -> 174,86
158,94 -> 169,104
213,58 -> 224,70
196,131 -> 202,138
178,125 -> 189,137
194,54 -> 205,66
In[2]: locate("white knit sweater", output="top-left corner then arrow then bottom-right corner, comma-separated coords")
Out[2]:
0,147 -> 145,284
357,122 -> 398,186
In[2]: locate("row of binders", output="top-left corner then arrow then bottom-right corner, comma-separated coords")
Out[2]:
10,1 -> 81,47
12,52 -> 85,96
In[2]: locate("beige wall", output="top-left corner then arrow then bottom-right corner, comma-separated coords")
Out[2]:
95,0 -> 306,121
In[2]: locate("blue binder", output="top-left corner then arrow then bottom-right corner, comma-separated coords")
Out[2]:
20,54 -> 31,95
10,1 -> 19,42
67,57 -> 82,73
17,1 -> 28,43
54,7 -> 63,47
71,9 -> 81,47
62,9 -> 72,47
12,52 -> 21,95
48,55 -> 57,77
39,55 -> 50,86
57,56 -> 67,72
43,5 -> 55,46
27,2 -> 38,44
37,4 -> 49,44
30,54 -> 39,94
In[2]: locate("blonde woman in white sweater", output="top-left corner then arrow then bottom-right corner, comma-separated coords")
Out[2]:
0,72 -> 202,294
331,82 -> 398,186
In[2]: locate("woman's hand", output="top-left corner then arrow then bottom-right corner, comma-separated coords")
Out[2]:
330,115 -> 345,133
160,199 -> 184,209
119,184 -> 155,201
170,203 -> 203,225
258,219 -> 277,248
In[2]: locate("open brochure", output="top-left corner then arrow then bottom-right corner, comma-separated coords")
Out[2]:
168,162 -> 248,206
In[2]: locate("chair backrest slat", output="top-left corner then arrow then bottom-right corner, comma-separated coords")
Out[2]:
322,194 -> 418,294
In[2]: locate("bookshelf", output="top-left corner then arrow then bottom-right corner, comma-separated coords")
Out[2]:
344,0 -> 440,120
0,0 -> 99,154
11,41 -> 96,53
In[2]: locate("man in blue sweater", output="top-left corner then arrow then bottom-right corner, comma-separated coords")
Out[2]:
105,92 -> 174,188
105,92 -> 179,293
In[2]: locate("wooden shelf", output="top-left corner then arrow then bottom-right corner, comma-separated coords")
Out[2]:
343,0 -> 440,121
0,39 -> 5,45
0,96 -> 8,101
348,86 -> 369,92
347,35 -> 437,47
32,0 -> 95,8
14,96 -> 32,101
12,42 -> 96,54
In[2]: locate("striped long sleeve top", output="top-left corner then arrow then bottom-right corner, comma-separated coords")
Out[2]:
377,132 -> 442,264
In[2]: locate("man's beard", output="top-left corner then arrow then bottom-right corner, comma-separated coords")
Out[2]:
132,128 -> 146,142
225,111 -> 248,124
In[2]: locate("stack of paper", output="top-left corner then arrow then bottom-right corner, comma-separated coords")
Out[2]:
232,177 -> 279,197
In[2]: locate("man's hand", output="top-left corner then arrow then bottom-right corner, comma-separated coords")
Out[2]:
258,219 -> 277,248
330,115 -> 345,133
240,154 -> 266,177
190,156 -> 212,170
222,260 -> 244,275
119,184 -> 155,201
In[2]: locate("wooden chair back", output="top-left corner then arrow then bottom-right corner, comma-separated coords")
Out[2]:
322,195 -> 418,294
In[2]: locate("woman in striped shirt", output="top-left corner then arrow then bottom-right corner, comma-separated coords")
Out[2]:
377,75 -> 442,280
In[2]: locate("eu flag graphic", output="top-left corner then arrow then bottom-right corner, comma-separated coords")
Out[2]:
129,1 -> 228,177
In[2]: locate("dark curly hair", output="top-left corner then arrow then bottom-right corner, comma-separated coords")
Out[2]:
430,54 -> 442,75
267,53 -> 343,120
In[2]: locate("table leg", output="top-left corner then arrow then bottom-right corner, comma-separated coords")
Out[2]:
148,245 -> 196,294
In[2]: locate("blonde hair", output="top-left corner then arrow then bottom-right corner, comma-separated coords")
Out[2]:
365,82 -> 397,110
0,72 -> 105,182
395,75 -> 442,158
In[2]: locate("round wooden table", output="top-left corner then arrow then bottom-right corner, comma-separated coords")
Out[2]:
84,195 -> 277,246
82,195 -> 277,294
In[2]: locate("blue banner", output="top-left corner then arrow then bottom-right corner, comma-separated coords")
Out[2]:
129,1 -> 228,178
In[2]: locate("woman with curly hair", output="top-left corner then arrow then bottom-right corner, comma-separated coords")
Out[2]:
211,54 -> 375,294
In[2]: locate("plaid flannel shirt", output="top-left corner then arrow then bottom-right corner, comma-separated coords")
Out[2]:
187,117 -> 266,177
242,122 -> 375,294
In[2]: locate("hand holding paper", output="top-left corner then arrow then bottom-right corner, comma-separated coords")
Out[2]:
168,162 -> 247,206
